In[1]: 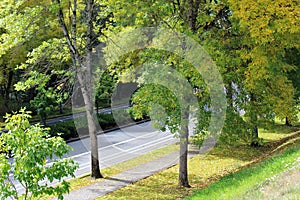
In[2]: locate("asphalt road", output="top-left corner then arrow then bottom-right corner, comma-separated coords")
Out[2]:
46,104 -> 129,125
68,121 -> 178,175
9,120 -> 178,194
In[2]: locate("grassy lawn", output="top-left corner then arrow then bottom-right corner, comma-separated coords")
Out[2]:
187,145 -> 300,200
186,142 -> 300,200
240,157 -> 300,200
95,125 -> 300,200
259,124 -> 300,142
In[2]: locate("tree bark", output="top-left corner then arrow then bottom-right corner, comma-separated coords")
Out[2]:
188,0 -> 201,32
177,0 -> 201,188
226,82 -> 234,108
178,109 -> 191,187
77,73 -> 102,178
59,102 -> 63,114
55,0 -> 102,178
250,93 -> 260,147
85,0 -> 102,178
4,70 -> 13,114
285,117 -> 292,126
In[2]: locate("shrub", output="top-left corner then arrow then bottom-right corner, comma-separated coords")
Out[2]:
0,109 -> 78,200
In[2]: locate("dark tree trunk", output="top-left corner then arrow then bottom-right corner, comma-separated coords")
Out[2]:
285,117 -> 292,126
4,70 -> 13,114
250,125 -> 260,147
95,98 -> 100,118
250,94 -> 260,147
59,102 -> 63,114
188,0 -> 201,33
41,111 -> 47,126
226,82 -> 234,108
178,109 -> 191,188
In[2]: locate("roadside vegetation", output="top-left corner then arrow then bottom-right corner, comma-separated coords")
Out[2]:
95,124 -> 300,200
47,111 -> 140,141
187,139 -> 300,200
0,0 -> 299,199
0,110 -> 78,200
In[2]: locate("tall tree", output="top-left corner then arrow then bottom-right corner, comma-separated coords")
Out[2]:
106,0 -> 226,187
228,0 -> 300,144
0,0 -> 112,178
0,0 -> 63,118
52,0 -> 104,178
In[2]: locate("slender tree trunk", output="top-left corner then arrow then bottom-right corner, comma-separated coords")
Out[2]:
95,98 -> 99,118
41,111 -> 47,126
177,1 -> 200,188
78,75 -> 102,178
177,0 -> 201,188
226,82 -> 234,108
55,0 -> 102,178
178,108 -> 191,187
250,93 -> 260,147
252,125 -> 258,138
4,70 -> 13,114
85,0 -> 102,178
59,101 -> 63,114
188,0 -> 201,32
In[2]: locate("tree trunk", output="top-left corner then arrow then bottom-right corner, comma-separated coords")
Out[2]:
95,98 -> 100,118
41,111 -> 47,126
55,0 -> 102,178
250,125 -> 259,147
85,0 -> 102,179
178,109 -> 191,188
249,93 -> 260,147
285,117 -> 292,126
177,1 -> 200,187
4,70 -> 13,114
78,79 -> 102,178
59,102 -> 63,114
188,0 -> 201,32
226,82 -> 234,108
250,96 -> 260,147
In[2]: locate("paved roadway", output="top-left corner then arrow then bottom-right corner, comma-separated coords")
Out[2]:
44,104 -> 130,125
68,121 -> 178,176
9,121 -> 178,193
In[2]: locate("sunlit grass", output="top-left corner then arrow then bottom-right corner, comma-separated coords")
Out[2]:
96,124 -> 300,200
241,161 -> 300,200
96,144 -> 266,200
186,141 -> 300,200
37,122 -> 300,200
259,124 -> 300,142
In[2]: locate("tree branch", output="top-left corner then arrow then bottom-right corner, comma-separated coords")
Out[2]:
54,0 -> 77,58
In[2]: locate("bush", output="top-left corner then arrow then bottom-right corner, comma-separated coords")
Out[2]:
191,131 -> 208,148
0,109 -> 78,200
98,113 -> 116,129
48,120 -> 78,140
48,109 -> 144,141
